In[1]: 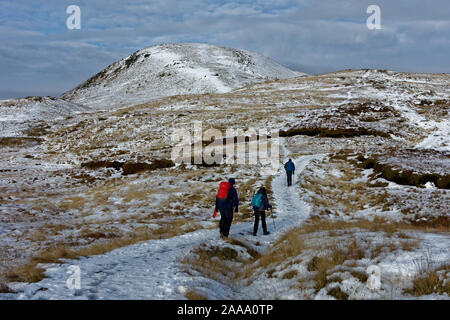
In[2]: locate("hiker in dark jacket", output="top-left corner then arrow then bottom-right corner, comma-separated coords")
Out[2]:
252,187 -> 272,236
284,159 -> 295,187
215,178 -> 239,238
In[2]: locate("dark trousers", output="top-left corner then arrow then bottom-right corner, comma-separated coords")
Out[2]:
253,210 -> 267,235
286,171 -> 293,186
219,207 -> 233,237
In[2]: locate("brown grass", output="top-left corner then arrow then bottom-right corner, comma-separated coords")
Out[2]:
81,159 -> 175,175
184,289 -> 208,300
404,264 -> 450,296
356,150 -> 450,190
300,216 -> 441,235
0,283 -> 15,294
306,239 -> 364,292
280,127 -> 390,139
25,124 -> 51,137
282,270 -> 298,279
306,151 -> 448,221
239,216 -> 424,295
4,220 -> 199,284
58,196 -> 86,211
327,286 -> 349,300
350,270 -> 368,283
181,243 -> 246,284
254,231 -> 305,271
410,215 -> 450,229
0,137 -> 43,147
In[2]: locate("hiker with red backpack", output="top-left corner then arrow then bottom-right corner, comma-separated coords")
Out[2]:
251,187 -> 272,236
214,178 -> 239,239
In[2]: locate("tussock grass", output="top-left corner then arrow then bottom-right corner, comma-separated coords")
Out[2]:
81,159 -> 175,175
299,216 -> 440,235
404,264 -> 450,296
227,238 -> 261,260
0,283 -> 15,294
306,239 -> 364,293
300,156 -> 391,216
410,215 -> 449,230
280,127 -> 390,139
5,262 -> 47,283
350,270 -> 368,283
240,216 -> 422,295
255,231 -> 305,271
327,286 -> 349,300
281,270 -> 298,279
184,289 -> 208,300
27,230 -> 47,242
356,152 -> 450,189
0,137 -> 43,147
58,196 -> 86,211
181,244 -> 246,284
301,152 -> 448,221
4,220 -> 199,284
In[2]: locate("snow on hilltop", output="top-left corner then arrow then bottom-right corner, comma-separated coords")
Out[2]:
60,43 -> 305,110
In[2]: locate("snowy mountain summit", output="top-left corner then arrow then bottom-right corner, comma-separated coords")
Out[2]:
61,43 -> 305,109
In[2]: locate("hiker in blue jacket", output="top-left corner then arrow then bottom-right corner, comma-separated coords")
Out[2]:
284,159 -> 295,186
215,178 -> 239,238
252,187 -> 272,236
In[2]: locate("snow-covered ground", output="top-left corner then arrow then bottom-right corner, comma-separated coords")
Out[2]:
1,154 -> 319,299
0,96 -> 90,137
2,150 -> 447,300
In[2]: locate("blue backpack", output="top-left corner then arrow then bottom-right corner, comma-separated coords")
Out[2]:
251,193 -> 263,210
285,161 -> 294,171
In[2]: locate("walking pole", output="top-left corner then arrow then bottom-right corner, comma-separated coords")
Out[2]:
271,208 -> 276,230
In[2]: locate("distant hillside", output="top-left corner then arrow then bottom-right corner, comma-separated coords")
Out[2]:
0,96 -> 89,137
60,43 -> 305,109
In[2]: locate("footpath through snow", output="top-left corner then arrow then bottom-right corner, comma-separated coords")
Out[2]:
2,154 -> 320,300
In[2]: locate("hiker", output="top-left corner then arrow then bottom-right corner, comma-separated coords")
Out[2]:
251,187 -> 272,236
214,178 -> 239,239
284,159 -> 295,186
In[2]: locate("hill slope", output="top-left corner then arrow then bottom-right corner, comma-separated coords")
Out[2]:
0,96 -> 90,137
60,43 -> 305,109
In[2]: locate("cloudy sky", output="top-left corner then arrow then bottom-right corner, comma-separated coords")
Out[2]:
1,0 -> 449,99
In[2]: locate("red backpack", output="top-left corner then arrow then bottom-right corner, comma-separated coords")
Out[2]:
217,181 -> 231,200
213,182 -> 231,218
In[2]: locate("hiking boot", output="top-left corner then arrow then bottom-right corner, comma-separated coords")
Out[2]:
252,232 -> 257,236
263,231 -> 270,235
